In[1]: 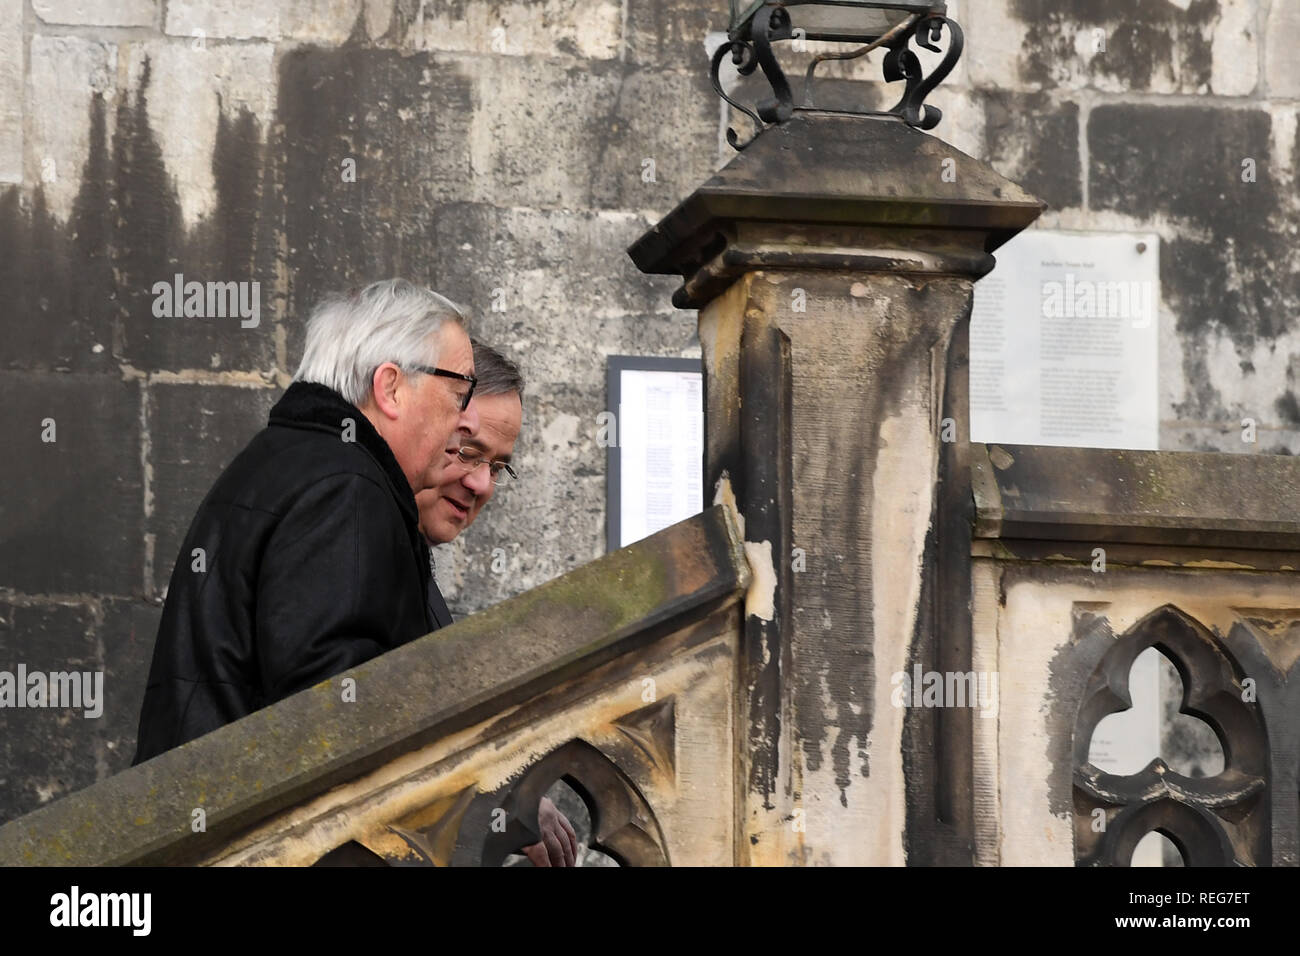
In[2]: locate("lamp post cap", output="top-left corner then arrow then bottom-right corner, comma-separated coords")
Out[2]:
628,111 -> 1044,306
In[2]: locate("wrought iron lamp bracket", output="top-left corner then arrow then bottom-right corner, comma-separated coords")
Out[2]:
711,5 -> 964,150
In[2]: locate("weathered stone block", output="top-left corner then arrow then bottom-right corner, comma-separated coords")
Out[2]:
24,37 -> 276,373
0,595 -> 161,824
117,277 -> 279,375
466,56 -> 623,209
984,91 -> 1081,210
0,601 -> 100,825
165,0 -> 279,41
0,184 -> 118,374
588,68 -> 723,210
98,598 -> 162,772
0,374 -> 144,596
1208,0 -> 1261,96
969,0 -> 1256,96
108,46 -> 277,372
26,35 -> 117,221
15,38 -> 119,373
1090,104 -> 1289,426
33,0 -> 155,27
625,0 -> 726,70
124,42 -> 276,228
0,0 -> 21,185
1160,422 -> 1300,456
1162,323 -> 1300,447
924,86 -> 986,161
274,45 -> 474,207
281,0 -> 364,44
430,202 -> 681,333
275,45 -> 475,359
467,57 -> 717,210
966,0 -> 1038,91
147,383 -> 279,598
411,0 -> 621,60
1266,0 -> 1300,97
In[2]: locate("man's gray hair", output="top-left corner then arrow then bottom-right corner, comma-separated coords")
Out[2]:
294,279 -> 470,406
471,339 -> 525,401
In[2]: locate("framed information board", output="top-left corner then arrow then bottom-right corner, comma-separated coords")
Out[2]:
605,356 -> 703,552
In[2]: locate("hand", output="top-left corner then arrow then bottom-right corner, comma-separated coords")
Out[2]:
521,796 -> 579,867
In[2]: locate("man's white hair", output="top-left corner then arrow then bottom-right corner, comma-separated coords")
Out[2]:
293,279 -> 470,406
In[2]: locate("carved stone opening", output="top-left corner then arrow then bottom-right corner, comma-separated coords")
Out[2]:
1073,605 -> 1268,866
1132,829 -> 1185,867
451,739 -> 670,867
1087,645 -> 1225,778
309,736 -> 672,867
503,779 -> 621,867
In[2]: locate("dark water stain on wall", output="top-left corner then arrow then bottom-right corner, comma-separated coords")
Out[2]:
273,43 -> 476,362
1010,0 -> 1218,93
0,60 -> 274,376
1089,103 -> 1294,423
0,96 -> 111,373
0,189 -> 78,370
0,57 -> 276,823
209,106 -> 264,282
111,61 -> 188,370
983,91 -> 1082,211
113,63 -> 271,371
1043,604 -> 1115,821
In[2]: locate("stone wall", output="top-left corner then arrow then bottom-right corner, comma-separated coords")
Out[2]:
0,0 -> 1295,825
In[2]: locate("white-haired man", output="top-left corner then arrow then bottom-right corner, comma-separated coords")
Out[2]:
133,279 -> 478,763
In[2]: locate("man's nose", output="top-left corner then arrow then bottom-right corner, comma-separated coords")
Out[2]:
462,460 -> 493,496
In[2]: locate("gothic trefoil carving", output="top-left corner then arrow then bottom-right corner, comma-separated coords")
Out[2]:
1073,605 -> 1268,866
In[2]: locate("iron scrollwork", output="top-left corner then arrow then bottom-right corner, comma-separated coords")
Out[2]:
711,4 -> 964,150
880,14 -> 963,129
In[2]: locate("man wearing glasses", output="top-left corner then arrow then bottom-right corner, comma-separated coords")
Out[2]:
417,339 -> 523,611
133,280 -> 480,764
415,342 -> 581,867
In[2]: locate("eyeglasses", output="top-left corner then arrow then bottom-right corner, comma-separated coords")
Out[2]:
453,446 -> 518,485
411,366 -> 477,412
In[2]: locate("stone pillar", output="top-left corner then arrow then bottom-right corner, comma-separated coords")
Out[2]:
630,112 -> 1042,865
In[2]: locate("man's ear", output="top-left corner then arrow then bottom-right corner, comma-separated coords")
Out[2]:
370,363 -> 404,421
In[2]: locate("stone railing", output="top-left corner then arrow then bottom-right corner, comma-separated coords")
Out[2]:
971,443 -> 1300,866
0,504 -> 749,866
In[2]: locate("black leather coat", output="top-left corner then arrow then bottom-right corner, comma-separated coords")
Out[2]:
132,381 -> 450,764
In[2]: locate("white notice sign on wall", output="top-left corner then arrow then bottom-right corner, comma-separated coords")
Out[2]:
616,367 -> 703,548
970,230 -> 1160,450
